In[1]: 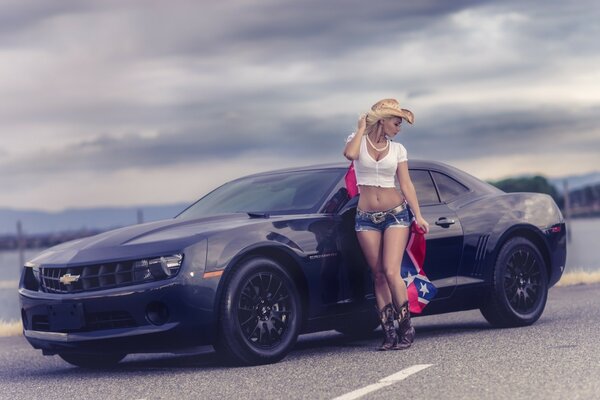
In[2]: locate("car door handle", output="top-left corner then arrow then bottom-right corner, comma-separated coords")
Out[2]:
435,217 -> 456,227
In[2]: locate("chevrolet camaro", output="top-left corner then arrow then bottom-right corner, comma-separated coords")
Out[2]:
19,161 -> 566,367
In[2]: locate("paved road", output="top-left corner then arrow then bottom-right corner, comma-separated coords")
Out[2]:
1,284 -> 599,400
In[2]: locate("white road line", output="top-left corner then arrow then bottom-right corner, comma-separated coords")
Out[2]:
332,364 -> 433,400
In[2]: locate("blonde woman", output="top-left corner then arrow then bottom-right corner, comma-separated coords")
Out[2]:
343,98 -> 429,350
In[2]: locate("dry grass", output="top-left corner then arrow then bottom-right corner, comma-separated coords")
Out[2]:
0,280 -> 17,289
0,320 -> 22,337
556,270 -> 600,287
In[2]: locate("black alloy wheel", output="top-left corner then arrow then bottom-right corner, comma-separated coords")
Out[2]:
58,352 -> 126,368
216,257 -> 302,365
238,272 -> 291,348
480,237 -> 548,328
504,246 -> 544,313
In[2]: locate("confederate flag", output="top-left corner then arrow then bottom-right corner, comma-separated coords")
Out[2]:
402,223 -> 437,314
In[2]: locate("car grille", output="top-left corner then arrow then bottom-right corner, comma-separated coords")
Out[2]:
40,262 -> 136,293
31,311 -> 136,332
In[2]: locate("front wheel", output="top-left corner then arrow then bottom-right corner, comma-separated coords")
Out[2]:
58,353 -> 126,368
215,257 -> 302,365
480,237 -> 548,327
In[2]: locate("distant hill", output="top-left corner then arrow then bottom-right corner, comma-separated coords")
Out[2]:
549,171 -> 600,193
0,203 -> 189,235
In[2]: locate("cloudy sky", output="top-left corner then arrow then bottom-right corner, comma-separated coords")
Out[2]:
1,0 -> 599,211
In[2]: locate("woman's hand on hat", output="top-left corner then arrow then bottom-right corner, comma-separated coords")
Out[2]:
357,113 -> 367,133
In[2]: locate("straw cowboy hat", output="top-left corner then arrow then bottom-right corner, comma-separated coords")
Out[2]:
370,98 -> 414,124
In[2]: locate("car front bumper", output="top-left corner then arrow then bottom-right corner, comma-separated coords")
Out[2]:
19,276 -> 220,355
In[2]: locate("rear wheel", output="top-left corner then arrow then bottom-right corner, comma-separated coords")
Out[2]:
215,257 -> 302,365
58,353 -> 126,368
480,237 -> 548,327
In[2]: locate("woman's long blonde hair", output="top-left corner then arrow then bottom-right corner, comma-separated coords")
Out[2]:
364,108 -> 392,138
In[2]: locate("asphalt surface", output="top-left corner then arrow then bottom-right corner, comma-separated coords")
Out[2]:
1,284 -> 599,400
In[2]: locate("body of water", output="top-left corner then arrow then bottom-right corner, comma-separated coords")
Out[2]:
0,249 -> 41,322
1,218 -> 598,321
564,217 -> 600,271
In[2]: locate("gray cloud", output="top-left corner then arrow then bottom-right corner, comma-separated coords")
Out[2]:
0,0 -> 90,38
3,102 -> 597,179
409,105 -> 600,161
1,0 -> 599,209
0,115 -> 346,177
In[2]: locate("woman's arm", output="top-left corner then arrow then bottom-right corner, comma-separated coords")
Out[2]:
343,114 -> 367,160
397,162 -> 430,233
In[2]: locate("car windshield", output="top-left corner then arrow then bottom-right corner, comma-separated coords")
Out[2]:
176,169 -> 343,219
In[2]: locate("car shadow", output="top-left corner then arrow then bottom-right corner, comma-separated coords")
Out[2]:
22,321 -> 501,375
414,320 -> 493,338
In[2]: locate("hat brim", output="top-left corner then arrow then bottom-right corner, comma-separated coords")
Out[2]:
394,108 -> 414,124
378,107 -> 414,124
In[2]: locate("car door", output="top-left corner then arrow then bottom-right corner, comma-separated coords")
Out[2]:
324,168 -> 467,307
411,169 -> 464,299
318,182 -> 373,312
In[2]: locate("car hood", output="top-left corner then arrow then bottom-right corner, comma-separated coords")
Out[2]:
28,213 -> 272,266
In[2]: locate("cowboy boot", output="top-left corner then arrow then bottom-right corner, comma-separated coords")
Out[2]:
395,301 -> 415,350
377,303 -> 400,351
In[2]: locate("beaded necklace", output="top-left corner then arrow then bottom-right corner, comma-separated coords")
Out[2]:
366,134 -> 389,152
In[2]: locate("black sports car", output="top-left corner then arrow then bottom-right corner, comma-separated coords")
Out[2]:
18,161 -> 566,366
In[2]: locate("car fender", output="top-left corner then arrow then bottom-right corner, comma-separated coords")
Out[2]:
487,223 -> 551,277
456,192 -> 558,283
208,233 -> 312,336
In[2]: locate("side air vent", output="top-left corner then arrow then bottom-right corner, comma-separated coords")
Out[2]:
473,234 -> 490,276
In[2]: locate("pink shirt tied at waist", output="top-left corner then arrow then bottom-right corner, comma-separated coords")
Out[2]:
345,132 -> 408,188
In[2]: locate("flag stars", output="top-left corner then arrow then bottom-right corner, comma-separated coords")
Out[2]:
404,271 -> 416,286
419,282 -> 430,296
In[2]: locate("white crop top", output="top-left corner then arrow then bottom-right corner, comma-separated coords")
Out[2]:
346,133 -> 408,188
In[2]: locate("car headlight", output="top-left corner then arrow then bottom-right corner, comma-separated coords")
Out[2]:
22,262 -> 41,290
23,262 -> 41,281
133,254 -> 183,282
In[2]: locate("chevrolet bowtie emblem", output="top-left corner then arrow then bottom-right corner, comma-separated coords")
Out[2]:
59,273 -> 81,285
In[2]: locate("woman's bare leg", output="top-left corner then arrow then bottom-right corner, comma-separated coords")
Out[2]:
382,227 -> 411,307
382,226 -> 416,349
356,230 -> 391,309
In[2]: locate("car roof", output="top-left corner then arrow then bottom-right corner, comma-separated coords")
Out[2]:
242,160 -> 499,195
245,159 -> 464,176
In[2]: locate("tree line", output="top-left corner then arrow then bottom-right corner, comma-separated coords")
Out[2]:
488,176 -> 600,217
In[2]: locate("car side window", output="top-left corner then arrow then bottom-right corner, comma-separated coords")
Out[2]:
409,169 -> 440,205
431,171 -> 469,202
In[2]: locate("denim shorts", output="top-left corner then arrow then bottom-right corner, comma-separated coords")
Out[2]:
355,204 -> 414,232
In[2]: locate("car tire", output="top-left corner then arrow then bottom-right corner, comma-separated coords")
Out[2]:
480,237 -> 548,328
58,353 -> 126,368
215,257 -> 302,365
335,311 -> 380,338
